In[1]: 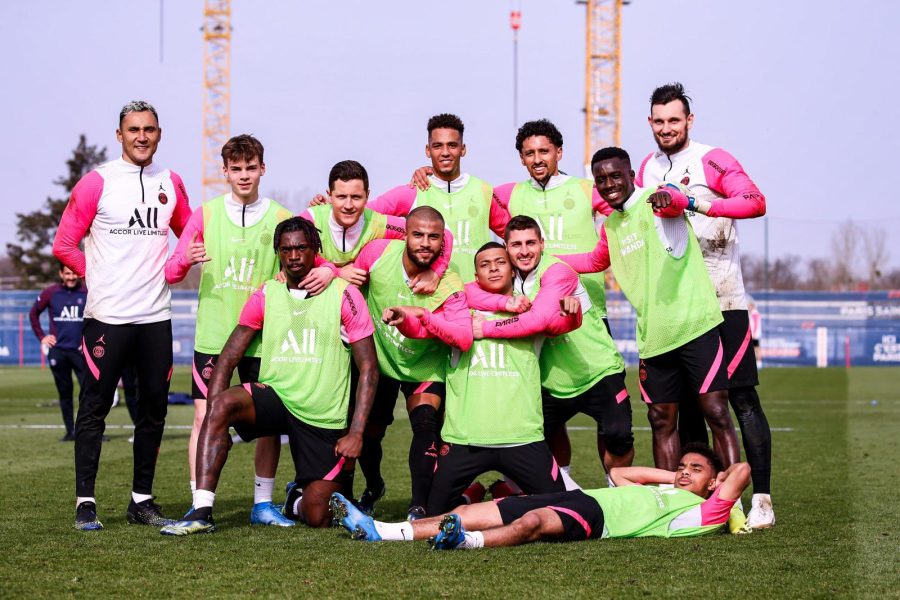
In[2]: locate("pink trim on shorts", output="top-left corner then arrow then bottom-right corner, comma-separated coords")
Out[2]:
639,380 -> 652,404
551,457 -> 559,481
413,382 -> 432,395
193,363 -> 208,398
547,506 -> 591,538
323,457 -> 346,481
615,388 -> 629,404
167,365 -> 173,382
699,339 -> 724,394
242,383 -> 253,394
726,325 -> 753,379
82,337 -> 99,381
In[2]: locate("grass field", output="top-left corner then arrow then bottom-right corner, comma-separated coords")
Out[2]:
0,366 -> 897,598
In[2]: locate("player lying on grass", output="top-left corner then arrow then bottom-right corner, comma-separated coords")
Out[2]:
161,217 -> 378,535
331,443 -> 750,548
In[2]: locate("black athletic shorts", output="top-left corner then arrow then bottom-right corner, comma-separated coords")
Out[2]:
542,371 -> 633,456
192,351 -> 261,400
718,310 -> 759,388
496,490 -> 605,541
349,362 -> 445,427
638,327 -> 728,404
234,383 -> 345,485
426,441 -> 564,515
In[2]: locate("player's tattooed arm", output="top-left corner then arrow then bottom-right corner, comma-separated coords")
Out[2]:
207,325 -> 257,400
336,336 -> 379,459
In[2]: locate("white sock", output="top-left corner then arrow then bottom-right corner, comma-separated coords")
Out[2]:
132,492 -> 153,504
373,521 -> 415,541
195,489 -> 216,510
76,496 -> 96,507
606,474 -> 616,488
560,466 -> 581,491
254,476 -> 275,504
752,493 -> 771,504
190,480 -> 196,493
461,531 -> 484,549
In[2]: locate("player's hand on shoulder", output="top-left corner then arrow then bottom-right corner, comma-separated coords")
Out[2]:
410,269 -> 438,295
335,431 -> 363,459
410,166 -> 434,191
339,264 -> 368,286
308,192 -> 330,207
647,190 -> 672,210
506,294 -> 531,314
300,266 -> 335,296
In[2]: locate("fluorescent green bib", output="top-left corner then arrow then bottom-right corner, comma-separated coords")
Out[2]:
525,256 -> 623,398
604,192 -> 723,358
584,486 -> 724,538
443,310 -> 544,445
195,196 -> 292,356
258,279 -> 351,429
365,241 -> 464,382
414,176 -> 493,282
309,204 -> 388,267
508,177 -> 606,316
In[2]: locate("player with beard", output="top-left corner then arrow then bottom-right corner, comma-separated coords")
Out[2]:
348,206 -> 472,520
331,444 -> 750,547
54,100 -> 191,531
558,147 -> 740,475
635,83 -> 773,529
161,217 -> 378,534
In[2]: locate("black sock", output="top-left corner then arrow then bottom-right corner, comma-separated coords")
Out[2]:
189,506 -> 212,521
358,432 -> 385,492
339,467 -> 355,499
729,386 -> 772,494
408,405 -> 439,507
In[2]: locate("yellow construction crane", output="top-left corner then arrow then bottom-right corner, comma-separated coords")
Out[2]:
583,0 -> 626,168
201,0 -> 231,201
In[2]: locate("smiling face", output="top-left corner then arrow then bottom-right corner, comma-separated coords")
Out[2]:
426,127 -> 465,181
329,178 -> 369,228
404,214 -> 444,272
277,230 -> 316,287
474,247 -> 514,294
592,157 -> 635,210
649,99 -> 694,155
519,135 -> 562,184
224,156 -> 265,204
505,227 -> 544,275
116,110 -> 161,167
59,266 -> 79,289
674,452 -> 718,498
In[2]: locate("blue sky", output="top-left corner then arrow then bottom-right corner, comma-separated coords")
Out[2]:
2,0 -> 896,269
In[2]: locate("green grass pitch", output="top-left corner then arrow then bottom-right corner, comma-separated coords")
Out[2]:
0,366 -> 896,598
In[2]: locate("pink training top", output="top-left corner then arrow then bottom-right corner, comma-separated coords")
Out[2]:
668,487 -> 738,531
53,158 -> 191,324
463,281 -> 582,337
369,180 -> 511,238
165,204 -> 336,284
636,146 -> 765,219
353,238 -> 473,351
465,261 -> 581,339
238,283 -> 374,343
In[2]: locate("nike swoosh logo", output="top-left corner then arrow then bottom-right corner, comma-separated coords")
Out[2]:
231,237 -> 244,242
292,311 -> 308,316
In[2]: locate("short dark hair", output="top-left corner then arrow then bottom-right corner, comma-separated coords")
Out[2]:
273,217 -> 322,254
221,134 -> 264,166
474,241 -> 507,266
407,205 -> 445,228
650,82 -> 692,115
504,215 -> 542,241
119,100 -> 159,126
681,442 -> 724,474
515,119 -> 563,152
590,146 -> 632,169
427,114 -> 464,140
328,160 -> 369,192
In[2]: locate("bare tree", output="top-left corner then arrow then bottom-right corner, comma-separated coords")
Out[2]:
861,226 -> 890,287
829,220 -> 861,290
804,258 -> 834,291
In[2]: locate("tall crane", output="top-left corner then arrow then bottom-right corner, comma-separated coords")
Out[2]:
583,0 -> 625,168
201,0 -> 231,201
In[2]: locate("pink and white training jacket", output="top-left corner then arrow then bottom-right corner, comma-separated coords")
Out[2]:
636,142 -> 766,311
53,158 -> 191,324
